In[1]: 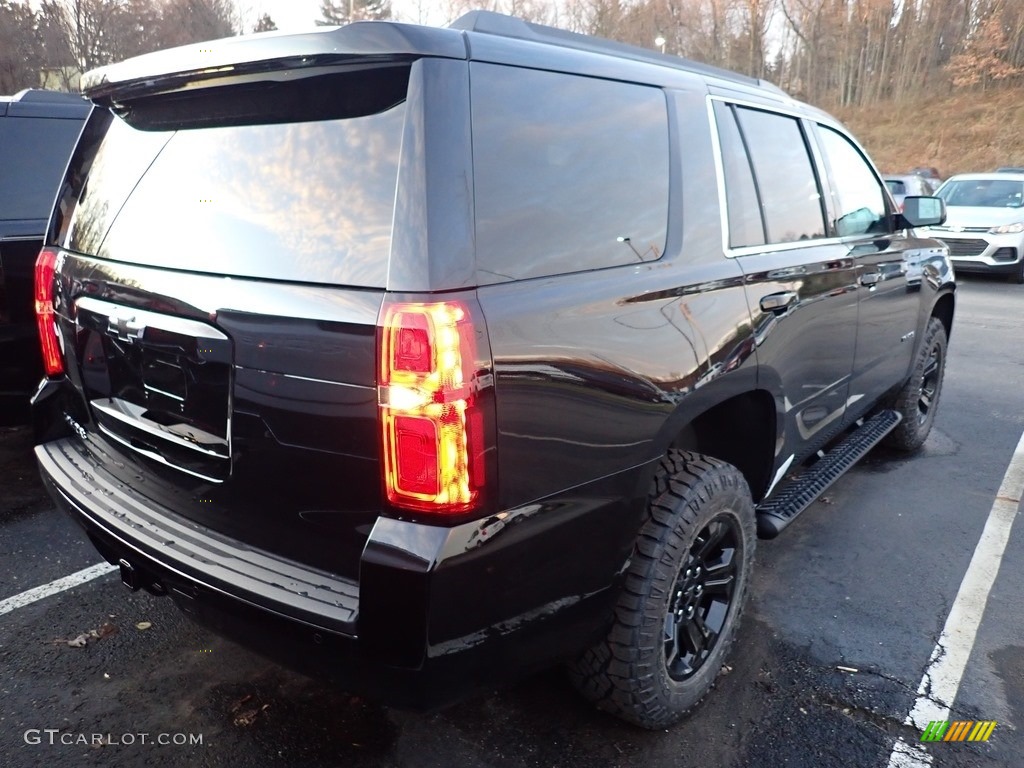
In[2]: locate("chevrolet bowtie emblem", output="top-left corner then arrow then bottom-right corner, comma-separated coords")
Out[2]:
108,313 -> 145,344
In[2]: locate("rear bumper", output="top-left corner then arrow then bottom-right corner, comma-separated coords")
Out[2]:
37,437 -> 360,632
37,433 -> 633,709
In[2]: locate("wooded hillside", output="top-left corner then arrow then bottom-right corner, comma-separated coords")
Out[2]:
5,0 -> 1024,111
473,0 -> 1024,112
836,84 -> 1024,176
2,0 -> 1021,175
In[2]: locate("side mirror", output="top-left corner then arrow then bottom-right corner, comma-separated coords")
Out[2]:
901,196 -> 946,228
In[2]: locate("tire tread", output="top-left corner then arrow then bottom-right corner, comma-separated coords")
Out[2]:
567,450 -> 755,729
884,316 -> 947,451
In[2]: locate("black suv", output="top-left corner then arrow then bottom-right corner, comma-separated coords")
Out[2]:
0,89 -> 89,424
33,13 -> 954,728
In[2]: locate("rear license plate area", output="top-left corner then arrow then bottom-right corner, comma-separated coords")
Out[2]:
74,298 -> 232,481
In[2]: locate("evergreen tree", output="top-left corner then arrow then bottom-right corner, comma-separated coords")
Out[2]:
317,0 -> 391,26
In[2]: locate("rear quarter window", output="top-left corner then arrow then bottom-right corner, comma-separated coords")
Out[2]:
470,64 -> 670,283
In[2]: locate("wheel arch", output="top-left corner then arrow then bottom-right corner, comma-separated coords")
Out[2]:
931,289 -> 955,341
642,378 -> 778,505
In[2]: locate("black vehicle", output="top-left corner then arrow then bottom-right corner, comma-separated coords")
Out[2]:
33,13 -> 955,729
0,89 -> 89,424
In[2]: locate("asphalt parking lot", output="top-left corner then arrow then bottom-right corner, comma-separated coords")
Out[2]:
0,276 -> 1021,768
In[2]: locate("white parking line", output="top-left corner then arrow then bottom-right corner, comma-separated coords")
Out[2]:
885,428 -> 1024,767
0,562 -> 118,617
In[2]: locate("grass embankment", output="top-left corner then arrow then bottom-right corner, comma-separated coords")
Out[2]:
832,85 -> 1024,177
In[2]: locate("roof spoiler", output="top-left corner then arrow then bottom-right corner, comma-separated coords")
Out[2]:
82,22 -> 465,105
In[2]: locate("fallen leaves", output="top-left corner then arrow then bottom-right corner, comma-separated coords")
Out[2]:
57,623 -> 119,648
230,694 -> 271,727
234,704 -> 270,727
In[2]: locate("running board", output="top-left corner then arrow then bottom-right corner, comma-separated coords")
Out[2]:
756,409 -> 902,538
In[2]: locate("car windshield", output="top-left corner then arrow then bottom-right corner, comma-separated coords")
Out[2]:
937,179 -> 1024,208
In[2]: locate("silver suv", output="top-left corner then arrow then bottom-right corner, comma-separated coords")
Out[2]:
884,174 -> 936,211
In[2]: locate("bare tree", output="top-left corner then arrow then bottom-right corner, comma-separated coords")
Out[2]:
14,0 -> 1024,111
159,0 -> 236,47
107,0 -> 163,62
0,0 -> 45,92
566,0 -> 626,37
252,11 -> 276,32
39,0 -> 126,72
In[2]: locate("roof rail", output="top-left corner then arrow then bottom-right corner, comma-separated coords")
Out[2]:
450,11 -> 782,92
12,88 -> 87,104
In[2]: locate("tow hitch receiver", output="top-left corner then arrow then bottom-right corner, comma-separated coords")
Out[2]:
119,558 -> 138,591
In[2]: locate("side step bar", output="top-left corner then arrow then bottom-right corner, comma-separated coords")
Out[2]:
756,409 -> 902,538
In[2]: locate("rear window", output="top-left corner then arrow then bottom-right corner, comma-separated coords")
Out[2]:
470,64 -> 670,283
0,116 -> 83,222
58,69 -> 408,287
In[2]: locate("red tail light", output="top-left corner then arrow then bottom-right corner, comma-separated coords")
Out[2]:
34,248 -> 64,377
378,300 -> 485,513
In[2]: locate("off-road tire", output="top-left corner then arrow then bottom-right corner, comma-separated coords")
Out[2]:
567,450 -> 756,729
884,316 -> 947,451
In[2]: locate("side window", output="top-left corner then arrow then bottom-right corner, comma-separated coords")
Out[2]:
713,102 -> 765,249
471,64 -> 669,282
734,107 -> 826,244
817,126 -> 889,237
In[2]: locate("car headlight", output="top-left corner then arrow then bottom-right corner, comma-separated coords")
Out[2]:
989,222 -> 1024,234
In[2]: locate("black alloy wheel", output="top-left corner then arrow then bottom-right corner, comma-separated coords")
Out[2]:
664,515 -> 740,681
917,339 -> 943,426
567,450 -> 756,729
